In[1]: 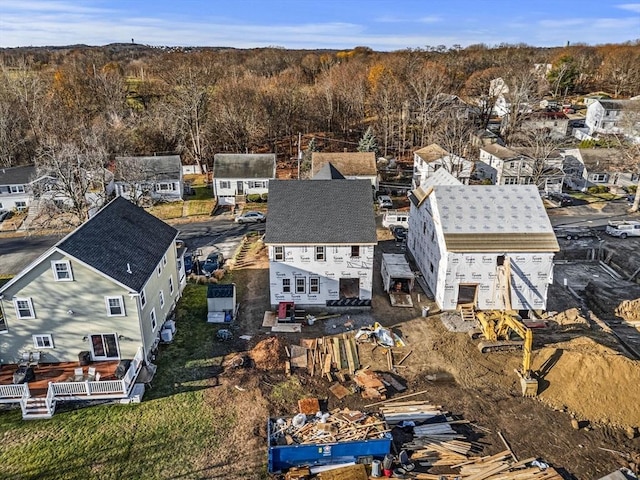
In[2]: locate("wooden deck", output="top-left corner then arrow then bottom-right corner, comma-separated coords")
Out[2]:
0,361 -> 120,397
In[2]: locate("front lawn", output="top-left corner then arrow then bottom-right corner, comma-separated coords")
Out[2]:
0,284 -> 244,480
568,191 -> 622,203
146,201 -> 184,219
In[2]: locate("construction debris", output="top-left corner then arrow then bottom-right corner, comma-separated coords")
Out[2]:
269,409 -> 389,446
353,370 -> 387,400
354,322 -> 406,348
298,397 -> 320,415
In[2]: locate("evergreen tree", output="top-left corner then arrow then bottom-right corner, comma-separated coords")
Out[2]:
358,127 -> 379,155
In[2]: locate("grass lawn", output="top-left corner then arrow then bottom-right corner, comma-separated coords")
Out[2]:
146,202 -> 184,220
0,284 -> 247,480
569,191 -> 622,203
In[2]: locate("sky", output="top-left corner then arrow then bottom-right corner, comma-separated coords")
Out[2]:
0,0 -> 638,51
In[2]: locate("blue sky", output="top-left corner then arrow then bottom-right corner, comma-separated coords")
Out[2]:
0,1 -> 638,50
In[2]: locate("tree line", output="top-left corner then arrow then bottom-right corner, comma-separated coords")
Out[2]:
0,41 -> 639,171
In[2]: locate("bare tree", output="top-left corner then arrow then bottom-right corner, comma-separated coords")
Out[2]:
511,128 -> 570,189
33,132 -> 110,226
499,69 -> 540,144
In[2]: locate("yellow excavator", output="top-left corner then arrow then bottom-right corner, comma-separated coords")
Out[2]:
468,256 -> 539,397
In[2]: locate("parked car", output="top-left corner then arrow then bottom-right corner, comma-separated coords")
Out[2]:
202,252 -> 225,276
235,211 -> 266,224
0,210 -> 11,222
377,195 -> 393,209
547,193 -> 574,207
390,225 -> 407,242
183,252 -> 194,275
606,220 -> 640,239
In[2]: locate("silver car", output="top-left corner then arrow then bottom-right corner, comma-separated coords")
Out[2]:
235,211 -> 266,224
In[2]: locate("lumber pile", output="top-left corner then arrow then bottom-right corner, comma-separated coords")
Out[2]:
269,409 -> 389,446
353,369 -> 387,399
454,451 -> 564,479
299,334 -> 361,379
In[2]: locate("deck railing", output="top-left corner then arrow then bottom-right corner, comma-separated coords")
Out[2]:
0,383 -> 30,403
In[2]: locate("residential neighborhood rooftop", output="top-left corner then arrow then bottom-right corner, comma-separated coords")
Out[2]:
312,162 -> 346,180
480,143 -> 519,160
0,164 -> 37,185
413,144 -> 449,163
114,155 -> 182,182
264,179 -> 377,245
311,152 -> 377,177
213,153 -> 276,179
55,196 -> 178,291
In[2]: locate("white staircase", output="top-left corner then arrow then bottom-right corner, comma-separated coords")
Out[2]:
21,397 -> 56,420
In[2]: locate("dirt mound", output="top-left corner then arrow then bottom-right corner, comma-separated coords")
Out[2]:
548,307 -> 590,327
533,337 -> 640,427
615,298 -> 640,323
249,336 -> 287,371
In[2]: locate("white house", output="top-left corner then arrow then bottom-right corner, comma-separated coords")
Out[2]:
412,144 -> 473,188
263,179 -> 377,309
520,111 -> 570,138
585,99 -> 630,136
311,152 -> 379,190
114,155 -> 184,203
212,153 -> 276,205
0,165 -> 48,212
560,147 -> 638,191
407,183 -> 559,312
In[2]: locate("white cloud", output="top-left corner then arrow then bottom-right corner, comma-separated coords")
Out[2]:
617,3 -> 640,13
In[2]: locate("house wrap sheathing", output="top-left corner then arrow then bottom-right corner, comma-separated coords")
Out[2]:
408,181 -> 559,311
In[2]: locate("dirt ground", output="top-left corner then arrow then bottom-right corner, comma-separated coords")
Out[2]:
198,233 -> 640,480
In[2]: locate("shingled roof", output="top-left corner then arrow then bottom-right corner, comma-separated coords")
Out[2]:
0,165 -> 37,185
264,179 -> 376,245
56,196 -> 178,291
312,162 -> 345,180
213,154 -> 276,179
311,152 -> 377,177
114,155 -> 182,182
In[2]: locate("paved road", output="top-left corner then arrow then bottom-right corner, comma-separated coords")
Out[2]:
0,217 -> 264,276
548,198 -> 639,229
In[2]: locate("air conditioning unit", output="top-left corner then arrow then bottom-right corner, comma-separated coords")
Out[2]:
160,328 -> 174,343
163,319 -> 176,334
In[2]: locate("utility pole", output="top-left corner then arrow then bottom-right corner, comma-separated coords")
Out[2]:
297,132 -> 302,180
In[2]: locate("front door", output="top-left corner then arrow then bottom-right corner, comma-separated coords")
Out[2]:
237,181 -> 244,195
457,284 -> 478,306
90,333 -> 120,360
339,278 -> 360,299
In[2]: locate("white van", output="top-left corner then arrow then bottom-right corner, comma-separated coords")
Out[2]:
382,210 -> 409,229
605,220 -> 640,239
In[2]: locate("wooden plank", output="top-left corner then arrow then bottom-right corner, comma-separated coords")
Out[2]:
387,348 -> 394,371
381,373 -> 406,392
332,337 -> 342,368
272,322 -> 302,333
329,383 -> 351,400
322,352 -> 332,375
290,345 -> 308,369
397,350 -> 413,366
317,463 -> 367,480
349,337 -> 360,371
344,335 -> 356,374
262,311 -> 277,327
298,397 -> 320,415
365,389 -> 433,408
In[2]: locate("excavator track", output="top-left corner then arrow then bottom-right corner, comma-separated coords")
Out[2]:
477,340 -> 524,353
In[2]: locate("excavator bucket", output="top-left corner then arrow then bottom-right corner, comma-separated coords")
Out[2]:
520,377 -> 538,397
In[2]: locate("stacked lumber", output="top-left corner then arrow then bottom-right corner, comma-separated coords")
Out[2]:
455,451 -> 564,479
300,334 -> 360,380
269,409 -> 389,446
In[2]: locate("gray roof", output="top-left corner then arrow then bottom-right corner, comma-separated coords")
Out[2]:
264,179 -> 377,245
598,99 -> 632,111
114,155 -> 182,182
213,154 -> 276,179
312,162 -> 345,180
0,165 -> 37,185
57,196 -> 178,292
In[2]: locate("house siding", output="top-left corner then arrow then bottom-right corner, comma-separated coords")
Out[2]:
267,245 -> 374,308
213,177 -> 270,203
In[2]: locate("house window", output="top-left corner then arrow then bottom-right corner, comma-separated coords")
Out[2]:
150,309 -> 157,331
249,181 -> 265,188
14,298 -> 35,319
163,254 -> 167,266
310,277 -> 320,294
15,201 -> 27,211
169,276 -> 174,294
157,263 -> 162,276
157,183 -> 175,191
430,262 -> 434,273
105,296 -> 125,316
274,246 -> 284,261
140,289 -> 146,308
219,181 -> 231,189
159,290 -> 165,308
315,246 -> 325,261
592,173 -> 607,183
504,177 -> 518,185
351,246 -> 360,258
282,278 -> 291,293
296,277 -> 306,293
10,185 -> 25,193
51,260 -> 73,281
33,334 -> 54,349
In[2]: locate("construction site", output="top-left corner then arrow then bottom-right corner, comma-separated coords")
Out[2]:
194,217 -> 640,480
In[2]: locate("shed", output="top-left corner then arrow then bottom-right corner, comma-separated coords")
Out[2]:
207,283 -> 237,323
381,254 -> 415,307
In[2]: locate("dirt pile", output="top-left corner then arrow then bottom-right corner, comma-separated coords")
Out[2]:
548,307 -> 590,327
533,337 -> 640,427
249,336 -> 287,371
615,298 -> 640,323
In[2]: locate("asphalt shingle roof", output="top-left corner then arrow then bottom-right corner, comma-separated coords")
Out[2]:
57,196 -> 178,291
114,155 -> 182,182
0,165 -> 37,185
311,152 -> 377,177
312,162 -> 346,180
264,179 -> 377,245
213,154 -> 276,179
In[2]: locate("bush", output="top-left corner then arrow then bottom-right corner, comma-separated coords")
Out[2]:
246,194 -> 262,202
626,185 -> 637,194
587,185 -> 609,194
261,193 -> 268,202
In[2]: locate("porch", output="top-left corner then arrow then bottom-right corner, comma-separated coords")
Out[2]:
0,346 -> 146,419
